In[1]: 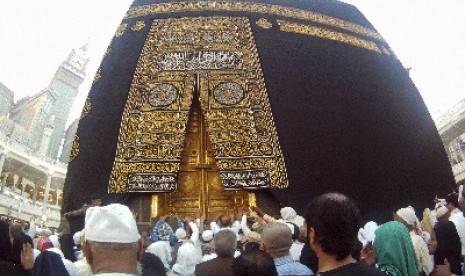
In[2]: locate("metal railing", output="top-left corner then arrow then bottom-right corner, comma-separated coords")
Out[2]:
0,190 -> 61,227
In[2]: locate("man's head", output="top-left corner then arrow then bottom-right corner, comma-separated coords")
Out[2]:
232,249 -> 278,276
446,192 -> 459,211
83,204 -> 142,274
435,205 -> 450,221
175,228 -> 187,240
9,222 -> 23,242
305,193 -> 361,261
219,214 -> 232,228
201,229 -> 214,243
393,207 -> 417,231
213,229 -> 237,258
260,222 -> 293,259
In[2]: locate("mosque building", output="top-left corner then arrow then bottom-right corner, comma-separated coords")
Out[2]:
0,45 -> 89,227
437,100 -> 465,184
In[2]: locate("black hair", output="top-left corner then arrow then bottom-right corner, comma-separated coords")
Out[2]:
243,241 -> 260,252
232,249 -> 278,276
351,240 -> 363,261
446,192 -> 459,208
288,222 -> 300,241
10,229 -> 33,265
141,251 -> 167,276
304,193 -> 361,261
0,220 -> 11,260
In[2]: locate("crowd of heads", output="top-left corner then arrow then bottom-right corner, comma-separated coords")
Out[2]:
1,187 -> 465,276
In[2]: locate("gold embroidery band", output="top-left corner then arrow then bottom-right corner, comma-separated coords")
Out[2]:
115,23 -> 128,37
93,68 -> 101,84
277,20 -> 381,54
124,1 -> 384,42
131,20 -> 146,32
80,98 -> 91,120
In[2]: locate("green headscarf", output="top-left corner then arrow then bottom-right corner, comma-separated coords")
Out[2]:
374,221 -> 418,276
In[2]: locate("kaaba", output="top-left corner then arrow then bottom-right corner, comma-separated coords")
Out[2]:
62,0 -> 455,231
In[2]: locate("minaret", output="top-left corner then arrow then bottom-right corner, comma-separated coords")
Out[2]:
8,44 -> 89,159
44,44 -> 89,159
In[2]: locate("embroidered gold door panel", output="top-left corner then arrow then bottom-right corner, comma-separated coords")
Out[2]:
108,17 -> 288,219
157,81 -> 251,218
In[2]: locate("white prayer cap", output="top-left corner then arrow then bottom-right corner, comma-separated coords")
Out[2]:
84,204 -> 140,243
357,221 -> 378,246
201,230 -> 214,242
146,241 -> 172,269
73,230 -> 82,245
36,227 -> 52,236
49,234 -> 60,249
396,207 -> 417,226
435,205 -> 449,219
280,207 -> 297,220
175,228 -> 187,240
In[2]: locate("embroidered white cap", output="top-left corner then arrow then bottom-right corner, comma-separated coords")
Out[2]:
435,205 -> 449,219
175,228 -> 187,240
73,230 -> 82,245
396,207 -> 417,226
49,234 -> 60,249
201,230 -> 214,242
84,204 -> 140,243
280,207 -> 297,220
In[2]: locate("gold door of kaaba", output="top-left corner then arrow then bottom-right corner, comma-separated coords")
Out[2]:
109,17 -> 288,222
156,81 -> 252,218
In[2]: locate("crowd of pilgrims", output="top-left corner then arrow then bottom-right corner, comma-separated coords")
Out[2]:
1,187 -> 465,276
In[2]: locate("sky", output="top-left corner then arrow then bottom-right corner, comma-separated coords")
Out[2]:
0,0 -> 464,127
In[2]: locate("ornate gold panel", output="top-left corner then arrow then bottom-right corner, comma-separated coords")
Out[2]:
109,17 -> 288,196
